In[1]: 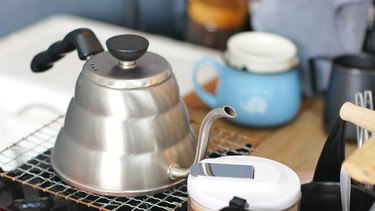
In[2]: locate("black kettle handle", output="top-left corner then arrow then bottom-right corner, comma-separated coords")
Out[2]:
31,28 -> 104,72
313,117 -> 346,182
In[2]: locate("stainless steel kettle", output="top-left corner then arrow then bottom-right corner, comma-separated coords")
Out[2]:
30,28 -> 236,196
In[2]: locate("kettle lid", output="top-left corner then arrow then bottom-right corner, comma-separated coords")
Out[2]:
83,34 -> 172,89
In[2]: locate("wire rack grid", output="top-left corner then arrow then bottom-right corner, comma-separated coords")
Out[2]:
0,115 -> 254,211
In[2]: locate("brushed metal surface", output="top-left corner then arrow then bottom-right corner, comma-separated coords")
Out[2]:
51,51 -> 197,196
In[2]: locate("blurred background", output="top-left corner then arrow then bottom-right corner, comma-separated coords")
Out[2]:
0,0 -> 251,46
0,0 -> 374,204
0,1 -> 374,209
1,0 -> 371,96
0,0 -> 372,140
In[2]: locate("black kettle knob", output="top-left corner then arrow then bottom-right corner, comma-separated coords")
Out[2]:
106,34 -> 149,62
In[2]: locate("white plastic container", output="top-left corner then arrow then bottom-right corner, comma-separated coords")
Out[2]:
187,156 -> 301,211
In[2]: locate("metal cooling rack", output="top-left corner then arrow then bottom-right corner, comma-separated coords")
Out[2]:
0,116 -> 254,211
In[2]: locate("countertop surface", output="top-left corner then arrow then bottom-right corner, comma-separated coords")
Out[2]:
0,15 -> 357,180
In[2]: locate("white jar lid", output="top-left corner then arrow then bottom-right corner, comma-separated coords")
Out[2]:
187,156 -> 301,210
226,31 -> 299,73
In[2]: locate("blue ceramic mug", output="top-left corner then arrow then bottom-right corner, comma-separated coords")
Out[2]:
193,56 -> 301,127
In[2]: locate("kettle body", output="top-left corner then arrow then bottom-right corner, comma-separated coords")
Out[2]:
31,29 -> 236,197
52,51 -> 197,196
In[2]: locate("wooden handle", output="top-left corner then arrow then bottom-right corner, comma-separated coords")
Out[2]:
339,102 -> 375,132
343,135 -> 375,184
340,102 -> 375,184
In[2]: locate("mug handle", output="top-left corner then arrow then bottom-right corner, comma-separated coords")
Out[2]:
192,57 -> 223,108
309,56 -> 332,97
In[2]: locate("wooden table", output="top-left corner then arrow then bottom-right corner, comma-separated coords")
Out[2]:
183,79 -> 357,175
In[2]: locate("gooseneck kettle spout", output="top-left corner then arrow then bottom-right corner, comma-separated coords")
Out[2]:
168,106 -> 237,180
